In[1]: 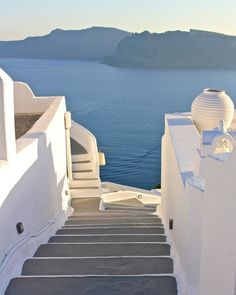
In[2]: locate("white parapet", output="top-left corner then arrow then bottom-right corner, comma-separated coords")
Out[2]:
162,110 -> 236,295
0,69 -> 16,160
14,81 -> 55,114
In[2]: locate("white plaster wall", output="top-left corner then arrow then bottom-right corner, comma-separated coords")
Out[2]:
14,81 -> 56,114
162,121 -> 204,295
162,131 -> 191,294
162,112 -> 236,295
0,97 -> 70,293
199,153 -> 236,295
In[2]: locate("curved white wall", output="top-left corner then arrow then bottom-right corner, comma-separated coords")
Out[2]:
70,120 -> 100,179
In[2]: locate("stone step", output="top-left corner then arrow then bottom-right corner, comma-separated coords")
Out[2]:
22,257 -> 173,276
72,160 -> 91,164
34,243 -> 170,257
65,216 -> 161,224
73,171 -> 97,179
72,154 -> 91,162
72,162 -> 93,171
106,199 -> 158,209
6,276 -> 178,295
104,205 -> 156,213
62,226 -> 164,232
70,178 -> 100,189
70,211 -> 156,217
71,197 -> 101,212
49,234 -> 166,243
107,198 -> 145,207
67,215 -> 159,220
65,217 -> 162,225
56,227 -> 164,235
70,188 -> 101,198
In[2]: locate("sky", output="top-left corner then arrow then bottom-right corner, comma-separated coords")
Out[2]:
0,0 -> 236,40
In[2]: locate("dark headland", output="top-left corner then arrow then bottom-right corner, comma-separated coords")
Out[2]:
103,29 -> 236,69
0,27 -> 131,60
0,27 -> 236,69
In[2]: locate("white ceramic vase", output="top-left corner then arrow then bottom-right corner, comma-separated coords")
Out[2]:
191,88 -> 234,132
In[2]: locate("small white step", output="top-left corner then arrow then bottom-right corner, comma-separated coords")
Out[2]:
72,154 -> 91,163
73,171 -> 97,179
70,187 -> 102,197
70,179 -> 101,188
72,162 -> 93,171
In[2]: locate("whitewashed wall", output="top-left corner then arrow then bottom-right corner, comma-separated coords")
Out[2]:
14,81 -> 55,113
0,70 -> 71,293
162,113 -> 236,295
198,153 -> 236,295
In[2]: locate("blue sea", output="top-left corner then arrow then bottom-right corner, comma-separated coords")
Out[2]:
1,58 -> 236,189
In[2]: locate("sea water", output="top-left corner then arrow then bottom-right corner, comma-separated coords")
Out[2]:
1,58 -> 236,189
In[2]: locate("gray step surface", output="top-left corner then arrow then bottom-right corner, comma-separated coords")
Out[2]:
71,210 -> 155,217
65,217 -> 162,225
68,215 -> 159,220
105,200 -> 157,209
34,243 -> 170,257
104,206 -> 156,213
6,276 -> 178,295
62,223 -> 163,229
22,257 -> 173,275
49,234 -> 166,243
56,227 -> 164,235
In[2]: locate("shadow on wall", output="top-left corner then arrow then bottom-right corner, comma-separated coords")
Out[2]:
0,130 -> 67,290
167,118 -> 193,127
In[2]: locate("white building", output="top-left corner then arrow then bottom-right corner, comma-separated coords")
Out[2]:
0,69 -> 235,295
162,89 -> 236,294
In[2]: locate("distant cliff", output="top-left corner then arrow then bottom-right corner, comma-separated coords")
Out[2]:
103,29 -> 236,69
0,27 -> 130,60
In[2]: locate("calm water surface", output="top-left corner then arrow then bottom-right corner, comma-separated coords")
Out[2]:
1,58 -> 236,189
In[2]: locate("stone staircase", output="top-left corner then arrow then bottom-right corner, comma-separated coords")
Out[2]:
69,136 -> 101,198
5,198 -> 177,295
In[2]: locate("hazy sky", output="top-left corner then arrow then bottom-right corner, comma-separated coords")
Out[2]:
0,0 -> 236,40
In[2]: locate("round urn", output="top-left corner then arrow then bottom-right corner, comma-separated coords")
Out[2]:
191,88 -> 234,132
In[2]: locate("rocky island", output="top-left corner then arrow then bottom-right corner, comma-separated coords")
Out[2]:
103,29 -> 236,69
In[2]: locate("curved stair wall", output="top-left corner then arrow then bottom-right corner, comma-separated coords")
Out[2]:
69,121 -> 102,197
